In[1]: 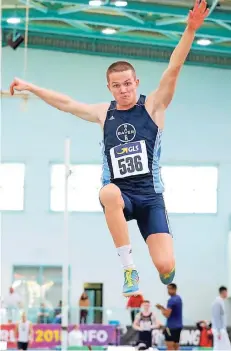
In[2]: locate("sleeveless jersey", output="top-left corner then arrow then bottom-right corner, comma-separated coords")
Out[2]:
101,94 -> 164,194
139,312 -> 154,331
18,320 -> 30,342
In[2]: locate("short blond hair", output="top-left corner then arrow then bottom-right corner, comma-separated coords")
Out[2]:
106,61 -> 136,81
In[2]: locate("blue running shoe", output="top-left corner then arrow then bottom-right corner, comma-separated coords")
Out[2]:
160,267 -> 175,285
123,269 -> 141,297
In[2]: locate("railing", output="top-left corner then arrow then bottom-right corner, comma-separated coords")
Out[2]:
0,306 -> 193,326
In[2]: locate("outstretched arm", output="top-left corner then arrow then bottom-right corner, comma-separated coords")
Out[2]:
9,78 -> 107,123
147,0 -> 209,112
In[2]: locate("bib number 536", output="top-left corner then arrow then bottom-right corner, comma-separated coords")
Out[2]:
118,155 -> 143,175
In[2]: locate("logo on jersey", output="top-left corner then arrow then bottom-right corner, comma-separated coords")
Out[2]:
114,142 -> 141,158
116,123 -> 136,142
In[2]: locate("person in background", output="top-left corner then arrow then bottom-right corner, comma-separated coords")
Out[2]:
156,283 -> 183,350
15,312 -> 33,351
68,324 -> 84,347
37,302 -> 50,323
211,286 -> 231,350
196,320 -> 213,348
4,287 -> 22,323
79,292 -> 90,324
0,298 -> 7,324
127,294 -> 144,323
53,300 -> 62,324
133,300 -> 160,350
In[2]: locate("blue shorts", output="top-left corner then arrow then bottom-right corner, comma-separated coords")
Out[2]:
121,190 -> 171,241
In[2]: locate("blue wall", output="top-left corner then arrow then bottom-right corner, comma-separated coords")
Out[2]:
2,47 -> 231,325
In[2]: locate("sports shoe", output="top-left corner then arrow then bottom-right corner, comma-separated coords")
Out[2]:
123,268 -> 141,297
159,267 -> 175,285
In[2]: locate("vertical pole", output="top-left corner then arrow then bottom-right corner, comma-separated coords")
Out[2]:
61,138 -> 71,351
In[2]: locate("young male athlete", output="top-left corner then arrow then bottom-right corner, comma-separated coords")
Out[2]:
133,300 -> 160,349
15,312 -> 33,351
10,0 -> 209,297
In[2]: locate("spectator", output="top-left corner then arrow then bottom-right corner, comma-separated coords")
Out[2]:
79,292 -> 89,324
211,286 -> 231,350
127,294 -> 144,323
0,298 -> 7,324
53,300 -> 62,324
196,320 -> 213,348
156,283 -> 183,351
68,324 -> 84,346
133,300 -> 160,350
4,287 -> 22,323
37,303 -> 49,323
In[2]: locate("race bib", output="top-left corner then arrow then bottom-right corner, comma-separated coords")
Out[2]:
110,140 -> 149,179
140,320 -> 152,331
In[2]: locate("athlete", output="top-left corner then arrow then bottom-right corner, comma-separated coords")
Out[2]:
133,300 -> 160,349
15,312 -> 33,351
10,0 -> 209,297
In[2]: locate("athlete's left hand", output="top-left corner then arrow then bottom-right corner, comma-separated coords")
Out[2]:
187,0 -> 209,31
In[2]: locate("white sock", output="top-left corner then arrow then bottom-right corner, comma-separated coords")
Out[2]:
117,245 -> 135,270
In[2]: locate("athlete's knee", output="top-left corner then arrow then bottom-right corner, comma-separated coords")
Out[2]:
99,184 -> 124,209
155,259 -> 175,275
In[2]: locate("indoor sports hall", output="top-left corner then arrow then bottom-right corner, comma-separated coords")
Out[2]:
1,0 -> 231,350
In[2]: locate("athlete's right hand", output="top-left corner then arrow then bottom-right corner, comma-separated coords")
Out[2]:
10,77 -> 31,95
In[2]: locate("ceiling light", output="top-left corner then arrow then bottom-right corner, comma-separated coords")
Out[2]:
102,28 -> 117,35
7,17 -> 21,24
89,0 -> 103,6
197,38 -> 212,46
114,0 -> 127,6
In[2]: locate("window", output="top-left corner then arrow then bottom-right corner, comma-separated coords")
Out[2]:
50,164 -> 218,214
50,164 -> 102,212
12,265 -> 64,311
161,166 -> 218,213
0,163 -> 25,210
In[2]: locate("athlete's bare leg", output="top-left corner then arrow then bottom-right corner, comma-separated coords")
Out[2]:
99,184 -> 129,248
99,184 -> 141,296
166,341 -> 175,350
146,234 -> 175,284
174,342 -> 180,350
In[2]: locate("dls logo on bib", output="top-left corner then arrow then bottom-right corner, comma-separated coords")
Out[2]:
116,123 -> 136,142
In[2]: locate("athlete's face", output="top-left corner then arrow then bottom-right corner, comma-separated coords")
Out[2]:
142,302 -> 150,313
107,70 -> 139,108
